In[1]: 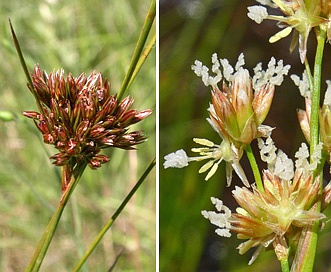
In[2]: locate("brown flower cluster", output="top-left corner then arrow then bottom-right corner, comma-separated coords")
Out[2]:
23,65 -> 151,173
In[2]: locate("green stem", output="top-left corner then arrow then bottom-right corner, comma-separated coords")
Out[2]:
127,32 -> 156,89
280,258 -> 290,272
117,0 -> 155,101
296,24 -> 326,272
245,144 -> 263,192
24,162 -> 87,272
310,26 -> 326,154
72,158 -> 156,271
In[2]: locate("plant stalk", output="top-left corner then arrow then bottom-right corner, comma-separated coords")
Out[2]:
25,162 -> 87,272
245,144 -> 263,192
128,32 -> 156,90
117,0 -> 155,101
296,24 -> 326,272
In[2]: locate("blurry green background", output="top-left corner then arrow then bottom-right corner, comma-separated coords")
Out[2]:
160,0 -> 331,271
0,0 -> 155,271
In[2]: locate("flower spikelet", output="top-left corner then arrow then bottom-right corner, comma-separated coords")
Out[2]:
164,53 -> 289,186
248,0 -> 328,63
163,138 -> 249,186
23,65 -> 152,173
192,53 -> 289,145
203,142 -> 326,265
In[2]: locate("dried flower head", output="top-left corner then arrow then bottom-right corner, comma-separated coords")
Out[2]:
23,66 -> 151,190
202,141 -> 325,265
248,0 -> 327,63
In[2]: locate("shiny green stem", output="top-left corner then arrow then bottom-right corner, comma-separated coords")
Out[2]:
297,24 -> 326,272
245,144 -> 263,192
280,258 -> 290,272
128,32 -> 156,89
310,27 -> 326,154
117,0 -> 155,101
24,162 -> 87,272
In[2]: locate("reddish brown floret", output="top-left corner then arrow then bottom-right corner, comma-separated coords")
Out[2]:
23,65 -> 152,181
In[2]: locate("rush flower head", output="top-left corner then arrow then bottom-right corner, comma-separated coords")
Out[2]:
247,0 -> 327,63
164,53 -> 289,186
23,66 -> 152,190
202,140 -> 325,265
192,53 -> 289,145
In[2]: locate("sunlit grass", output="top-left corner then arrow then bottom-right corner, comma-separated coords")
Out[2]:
0,1 -> 155,271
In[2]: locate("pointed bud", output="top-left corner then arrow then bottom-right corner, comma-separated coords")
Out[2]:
22,111 -> 40,119
211,88 -> 240,140
297,95 -> 311,143
88,154 -> 110,169
252,84 -> 275,125
319,107 -> 331,150
232,69 -> 254,126
319,85 -> 331,151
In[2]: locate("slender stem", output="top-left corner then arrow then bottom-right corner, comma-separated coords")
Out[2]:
72,158 -> 156,271
117,0 -> 155,101
127,32 -> 156,90
310,26 -> 326,155
24,163 -> 87,272
297,24 -> 326,272
245,145 -> 263,192
280,258 -> 290,272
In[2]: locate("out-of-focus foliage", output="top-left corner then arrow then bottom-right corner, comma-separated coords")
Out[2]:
159,0 -> 331,271
0,1 -> 155,271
